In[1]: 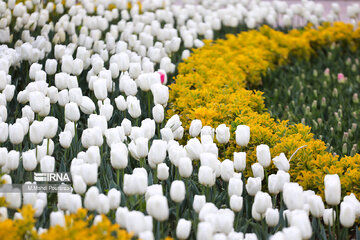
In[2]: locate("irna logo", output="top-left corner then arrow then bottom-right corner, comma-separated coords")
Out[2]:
34,173 -> 71,182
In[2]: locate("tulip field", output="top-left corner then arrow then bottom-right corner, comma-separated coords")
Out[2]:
1,0 -> 360,239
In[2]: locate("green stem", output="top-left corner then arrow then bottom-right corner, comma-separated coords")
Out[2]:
154,167 -> 158,184
147,91 -> 152,118
74,121 -> 77,152
117,169 -> 120,186
46,138 -> 50,155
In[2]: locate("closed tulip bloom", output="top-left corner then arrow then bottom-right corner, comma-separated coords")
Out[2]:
22,150 -> 37,171
0,122 -> 8,143
176,219 -> 191,240
0,147 -> 7,167
59,131 -> 72,148
96,194 -> 110,214
289,210 -> 312,239
29,91 -> 45,113
135,137 -> 148,158
324,174 -> 341,206
93,78 -> 107,100
80,96 -> 95,114
221,159 -> 234,182
151,84 -> 169,106
145,184 -> 163,201
146,195 -> 169,221
84,186 -> 99,211
81,163 -> 98,185
118,52 -> 130,71
340,201 -> 356,227
152,104 -> 164,123
115,95 -> 127,111
282,226 -> 302,240
73,175 -> 86,195
123,77 -> 137,96
246,177 -> 262,196
165,115 -> 182,132
216,124 -> 230,144
108,188 -> 121,210
256,144 -> 271,168
283,183 -> 304,210
197,222 -> 214,240
185,138 -> 203,160
161,128 -> 174,142
265,208 -> 279,227
251,163 -> 264,180
170,180 -> 186,203
65,102 -> 80,122
5,188 -> 21,209
189,119 -> 202,137
99,99 -> 114,121
50,211 -> 65,227
45,59 -> 57,75
344,193 -> 360,217
235,125 -> 250,146
198,166 -> 216,187
230,195 -> 243,212
272,153 -> 290,172
323,208 -> 336,226
228,177 -> 243,197
87,114 -> 108,135
157,163 -> 169,181
234,152 -> 246,171
308,195 -> 325,218
58,89 -> 69,106
43,116 -> 58,139
127,95 -> 141,118
148,140 -> 167,164
122,211 -> 146,235
116,207 -> 129,228
178,157 -> 193,178
40,156 -> 55,173
253,191 -> 272,214
69,88 -> 83,106
268,174 -> 280,195
193,195 -> 206,213
6,150 -> 19,170
9,123 -> 24,145
110,142 -> 128,169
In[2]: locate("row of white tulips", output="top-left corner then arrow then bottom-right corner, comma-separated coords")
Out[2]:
0,0 -> 359,239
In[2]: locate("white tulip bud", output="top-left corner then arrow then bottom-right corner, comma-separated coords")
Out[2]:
272,153 -> 289,172
9,123 -> 24,145
45,59 -> 57,75
93,78 -> 107,100
43,116 -> 58,139
246,177 -> 262,196
59,131 -> 72,149
148,140 -> 167,165
283,183 -> 304,210
265,208 -> 279,227
29,91 -> 45,113
235,125 -> 250,146
221,159 -> 234,182
170,180 -> 186,203
230,195 -> 243,212
40,156 -> 55,173
108,188 -> 121,210
228,177 -> 243,197
22,149 -> 37,171
127,95 -> 141,118
256,144 -> 271,168
323,208 -> 336,226
178,157 -> 193,178
216,124 -> 230,144
198,166 -> 216,187
73,175 -> 86,194
324,174 -> 341,206
157,163 -> 169,180
146,195 -> 169,221
30,121 -> 44,144
251,163 -> 264,180
176,219 -> 191,240
110,142 -> 128,169
84,186 -> 99,211
50,211 -> 65,227
6,150 -> 19,170
65,102 -> 80,122
115,95 -> 127,111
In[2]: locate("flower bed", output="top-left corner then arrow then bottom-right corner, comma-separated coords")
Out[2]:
168,22 -> 360,197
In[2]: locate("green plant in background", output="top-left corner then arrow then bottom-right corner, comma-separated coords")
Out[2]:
262,44 -> 360,157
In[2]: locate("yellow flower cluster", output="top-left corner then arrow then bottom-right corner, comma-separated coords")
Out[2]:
0,206 -> 132,240
168,22 -> 360,197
